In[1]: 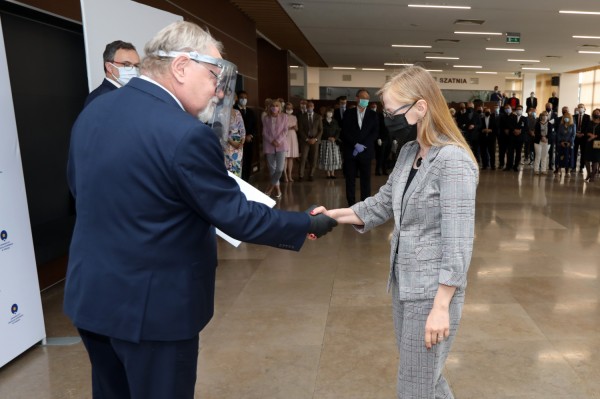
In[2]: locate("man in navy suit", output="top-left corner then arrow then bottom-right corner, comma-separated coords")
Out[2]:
340,89 -> 379,205
66,21 -> 336,399
83,40 -> 140,108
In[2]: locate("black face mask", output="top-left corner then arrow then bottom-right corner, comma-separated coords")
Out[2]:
593,114 -> 600,121
546,107 -> 552,112
384,103 -> 417,140
467,107 -> 474,113
484,112 -> 491,117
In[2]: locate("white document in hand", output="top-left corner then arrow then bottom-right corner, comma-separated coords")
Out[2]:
216,171 -> 277,247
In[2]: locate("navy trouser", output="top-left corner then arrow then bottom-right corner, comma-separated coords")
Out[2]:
79,329 -> 199,399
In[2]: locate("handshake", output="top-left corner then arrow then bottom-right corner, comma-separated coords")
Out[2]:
305,205 -> 337,239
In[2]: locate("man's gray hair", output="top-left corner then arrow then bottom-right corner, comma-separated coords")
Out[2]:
141,21 -> 223,77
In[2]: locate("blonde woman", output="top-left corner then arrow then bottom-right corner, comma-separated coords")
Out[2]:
556,111 -> 575,175
311,66 -> 478,399
262,100 -> 288,198
283,102 -> 299,182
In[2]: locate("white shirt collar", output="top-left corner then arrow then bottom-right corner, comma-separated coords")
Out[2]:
139,75 -> 185,111
105,77 -> 121,88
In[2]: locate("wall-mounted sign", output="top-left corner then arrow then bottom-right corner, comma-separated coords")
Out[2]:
506,32 -> 521,44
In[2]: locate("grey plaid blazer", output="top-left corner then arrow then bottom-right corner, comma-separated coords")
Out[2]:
350,140 -> 478,301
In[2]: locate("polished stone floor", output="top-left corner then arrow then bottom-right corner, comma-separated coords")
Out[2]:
1,165 -> 600,399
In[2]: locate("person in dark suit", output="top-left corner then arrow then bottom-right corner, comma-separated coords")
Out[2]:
498,104 -> 513,169
65,22 -> 336,399
298,101 -> 323,181
459,102 -> 481,164
83,40 -> 140,108
340,89 -> 379,205
234,90 -> 257,181
548,91 -> 559,113
505,105 -> 529,171
573,103 -> 591,173
479,107 -> 498,169
333,96 -> 347,126
525,92 -> 538,110
372,102 -> 391,175
544,103 -> 558,170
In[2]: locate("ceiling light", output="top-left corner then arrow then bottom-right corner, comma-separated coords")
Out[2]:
289,65 -> 299,68
332,67 -> 356,70
507,59 -> 540,62
573,35 -> 600,39
392,44 -> 432,48
408,4 -> 471,9
362,68 -> 385,71
578,50 -> 600,54
454,31 -> 502,35
453,65 -> 482,68
476,71 -> 498,74
522,67 -> 550,70
559,10 -> 600,15
384,63 -> 414,66
426,56 -> 459,60
426,69 -> 443,72
486,47 -> 525,52
290,3 -> 304,10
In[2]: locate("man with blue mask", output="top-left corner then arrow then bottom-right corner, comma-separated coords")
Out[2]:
340,88 -> 379,205
83,40 -> 140,108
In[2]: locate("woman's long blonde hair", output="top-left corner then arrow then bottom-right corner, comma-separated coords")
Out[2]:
378,66 -> 476,164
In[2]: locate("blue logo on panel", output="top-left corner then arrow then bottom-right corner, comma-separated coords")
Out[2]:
0,230 -> 7,241
11,304 -> 18,314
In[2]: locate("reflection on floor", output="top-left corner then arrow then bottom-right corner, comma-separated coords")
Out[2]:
1,167 -> 600,399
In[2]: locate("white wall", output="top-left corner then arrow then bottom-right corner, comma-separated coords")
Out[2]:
81,0 -> 182,91
558,73 -> 580,111
296,68 -> 524,99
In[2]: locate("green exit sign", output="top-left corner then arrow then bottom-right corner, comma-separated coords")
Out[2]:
506,32 -> 521,44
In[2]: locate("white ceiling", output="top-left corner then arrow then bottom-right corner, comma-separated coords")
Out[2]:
277,0 -> 600,74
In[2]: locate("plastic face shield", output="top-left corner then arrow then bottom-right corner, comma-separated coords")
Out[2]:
156,51 -> 238,148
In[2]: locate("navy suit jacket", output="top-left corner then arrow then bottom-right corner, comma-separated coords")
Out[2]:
83,78 -> 118,108
65,77 -> 310,343
340,107 -> 379,159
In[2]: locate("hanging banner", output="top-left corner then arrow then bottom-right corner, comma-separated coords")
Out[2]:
0,18 -> 46,369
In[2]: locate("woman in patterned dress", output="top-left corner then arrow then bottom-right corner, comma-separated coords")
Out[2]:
284,102 -> 299,182
318,107 -> 342,178
224,108 -> 246,177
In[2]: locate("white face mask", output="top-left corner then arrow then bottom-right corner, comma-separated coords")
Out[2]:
111,64 -> 139,86
516,110 -> 523,116
579,107 -> 585,114
285,109 -> 293,114
238,98 -> 247,106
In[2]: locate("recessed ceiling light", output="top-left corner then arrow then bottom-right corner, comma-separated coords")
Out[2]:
384,63 -> 414,66
573,35 -> 600,39
409,4 -> 471,9
522,67 -> 550,71
454,31 -> 502,35
426,69 -> 443,72
362,68 -> 386,71
507,59 -> 540,62
486,47 -> 525,52
578,50 -> 600,54
559,10 -> 600,15
332,67 -> 356,70
426,56 -> 460,60
453,65 -> 482,68
289,65 -> 299,68
391,44 -> 432,48
476,71 -> 498,74
290,3 -> 304,10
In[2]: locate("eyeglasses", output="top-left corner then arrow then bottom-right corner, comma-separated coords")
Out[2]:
110,60 -> 140,71
382,101 -> 417,120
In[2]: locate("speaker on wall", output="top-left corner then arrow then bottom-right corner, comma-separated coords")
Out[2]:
551,76 -> 560,86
